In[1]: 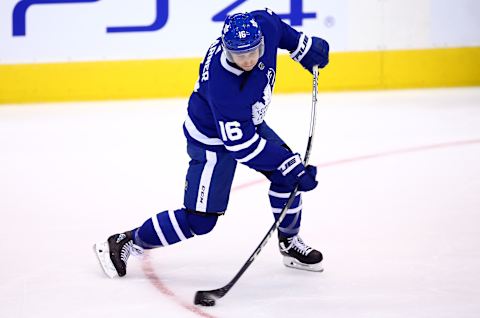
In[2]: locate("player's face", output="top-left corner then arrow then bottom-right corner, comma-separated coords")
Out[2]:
231,48 -> 260,71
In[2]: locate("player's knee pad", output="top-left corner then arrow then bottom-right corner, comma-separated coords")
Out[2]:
186,210 -> 219,235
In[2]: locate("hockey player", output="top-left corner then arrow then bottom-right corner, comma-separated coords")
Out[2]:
94,9 -> 329,278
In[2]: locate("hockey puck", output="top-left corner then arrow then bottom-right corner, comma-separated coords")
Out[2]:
194,291 -> 216,306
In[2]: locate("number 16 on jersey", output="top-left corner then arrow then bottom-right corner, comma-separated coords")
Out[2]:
219,121 -> 243,141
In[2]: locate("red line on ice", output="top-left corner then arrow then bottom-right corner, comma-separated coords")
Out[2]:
142,253 -> 217,318
141,138 -> 480,317
232,139 -> 480,191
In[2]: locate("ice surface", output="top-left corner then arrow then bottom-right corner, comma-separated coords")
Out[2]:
1,88 -> 479,318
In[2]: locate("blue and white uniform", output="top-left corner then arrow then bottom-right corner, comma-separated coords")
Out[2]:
184,9 -> 309,170
133,9 -> 320,249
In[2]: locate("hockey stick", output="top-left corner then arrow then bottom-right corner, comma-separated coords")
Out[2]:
194,65 -> 319,306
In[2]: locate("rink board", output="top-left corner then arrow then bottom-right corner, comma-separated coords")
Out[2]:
1,46 -> 479,104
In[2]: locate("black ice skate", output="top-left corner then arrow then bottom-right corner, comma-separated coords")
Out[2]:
278,234 -> 323,272
94,231 -> 143,278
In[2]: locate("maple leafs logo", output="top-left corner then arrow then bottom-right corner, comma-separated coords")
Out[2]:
251,68 -> 275,125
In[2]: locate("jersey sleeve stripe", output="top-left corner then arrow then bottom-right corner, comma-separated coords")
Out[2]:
184,115 -> 224,146
224,133 -> 260,152
237,138 -> 267,163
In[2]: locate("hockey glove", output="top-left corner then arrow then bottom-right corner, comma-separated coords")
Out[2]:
299,36 -> 329,73
269,153 -> 318,192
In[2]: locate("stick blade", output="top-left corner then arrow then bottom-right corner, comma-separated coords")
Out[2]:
194,287 -> 229,306
194,290 -> 216,306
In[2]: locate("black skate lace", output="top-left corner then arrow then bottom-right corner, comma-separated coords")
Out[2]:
288,236 -> 313,256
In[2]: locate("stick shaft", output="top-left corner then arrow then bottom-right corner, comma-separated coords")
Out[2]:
197,65 -> 319,300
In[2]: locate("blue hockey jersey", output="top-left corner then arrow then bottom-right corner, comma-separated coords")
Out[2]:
183,9 -> 311,172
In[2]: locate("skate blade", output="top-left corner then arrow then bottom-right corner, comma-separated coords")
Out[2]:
283,256 -> 324,272
93,241 -> 118,278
